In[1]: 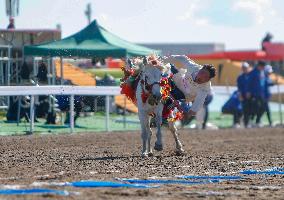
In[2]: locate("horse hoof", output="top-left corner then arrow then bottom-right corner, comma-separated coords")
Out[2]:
148,151 -> 154,157
141,152 -> 148,158
154,143 -> 163,151
175,149 -> 185,156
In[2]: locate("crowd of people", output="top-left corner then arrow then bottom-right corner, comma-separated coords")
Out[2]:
222,61 -> 275,128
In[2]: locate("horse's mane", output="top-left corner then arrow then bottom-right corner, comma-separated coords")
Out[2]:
130,55 -> 170,74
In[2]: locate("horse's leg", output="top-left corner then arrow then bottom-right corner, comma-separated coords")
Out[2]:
168,121 -> 185,155
139,111 -> 150,157
154,114 -> 163,151
146,118 -> 153,157
154,106 -> 163,151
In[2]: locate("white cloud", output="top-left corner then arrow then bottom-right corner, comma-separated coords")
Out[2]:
233,0 -> 275,25
195,18 -> 209,26
177,3 -> 198,21
99,14 -> 109,21
177,0 -> 209,26
96,13 -> 112,29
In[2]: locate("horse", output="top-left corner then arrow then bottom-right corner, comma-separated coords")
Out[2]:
133,57 -> 185,157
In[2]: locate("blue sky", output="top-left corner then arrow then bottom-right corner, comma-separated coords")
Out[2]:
1,0 -> 284,50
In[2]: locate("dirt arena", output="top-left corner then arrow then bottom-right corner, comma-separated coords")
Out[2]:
0,128 -> 283,199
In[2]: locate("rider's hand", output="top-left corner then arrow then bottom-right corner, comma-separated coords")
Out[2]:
184,110 -> 196,120
182,110 -> 195,126
187,110 -> 196,117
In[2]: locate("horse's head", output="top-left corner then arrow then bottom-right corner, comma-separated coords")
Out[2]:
140,55 -> 170,105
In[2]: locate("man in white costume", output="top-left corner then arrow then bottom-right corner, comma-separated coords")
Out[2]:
162,55 -> 216,123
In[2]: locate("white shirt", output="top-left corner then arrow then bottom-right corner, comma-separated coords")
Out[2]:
164,55 -> 211,113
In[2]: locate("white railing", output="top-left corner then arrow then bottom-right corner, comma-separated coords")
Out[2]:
0,86 -> 120,133
0,85 -> 283,134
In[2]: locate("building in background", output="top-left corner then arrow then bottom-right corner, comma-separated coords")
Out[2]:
189,42 -> 284,76
0,29 -> 61,85
140,43 -> 225,56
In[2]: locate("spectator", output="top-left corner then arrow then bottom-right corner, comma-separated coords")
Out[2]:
264,65 -> 275,126
221,91 -> 242,128
7,18 -> 15,29
6,96 -> 30,122
20,61 -> 30,80
237,62 -> 251,127
56,95 -> 84,125
37,62 -> 48,82
247,61 -> 266,127
262,32 -> 273,50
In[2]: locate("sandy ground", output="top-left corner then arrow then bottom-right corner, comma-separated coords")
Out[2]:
0,128 -> 283,199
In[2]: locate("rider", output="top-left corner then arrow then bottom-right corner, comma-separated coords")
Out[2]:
163,55 -> 216,124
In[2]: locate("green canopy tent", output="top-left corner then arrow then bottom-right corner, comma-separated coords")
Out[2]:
24,20 -> 159,58
24,20 -> 159,85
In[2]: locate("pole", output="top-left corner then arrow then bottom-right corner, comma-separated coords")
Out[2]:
47,58 -> 52,113
17,96 -> 21,126
105,95 -> 110,132
7,47 -> 11,86
47,58 -> 51,85
33,57 -> 36,80
52,58 -> 56,85
34,59 -> 39,107
0,50 -> 3,85
7,47 -> 11,107
60,57 -> 63,85
15,52 -> 19,84
70,94 -> 75,133
29,95 -> 35,134
0,50 -> 4,110
22,46 -> 25,66
60,57 -> 64,125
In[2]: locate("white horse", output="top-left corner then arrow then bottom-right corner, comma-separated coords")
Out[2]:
134,58 -> 184,157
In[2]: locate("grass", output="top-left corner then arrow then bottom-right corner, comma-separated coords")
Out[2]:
207,111 -> 282,128
86,68 -> 123,79
0,111 -> 282,136
0,114 -> 139,136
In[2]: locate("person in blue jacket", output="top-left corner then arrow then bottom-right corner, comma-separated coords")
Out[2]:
221,91 -> 242,127
247,61 -> 266,126
264,65 -> 275,126
237,62 -> 251,127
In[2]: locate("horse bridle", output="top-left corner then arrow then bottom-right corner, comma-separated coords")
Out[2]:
140,75 -> 160,94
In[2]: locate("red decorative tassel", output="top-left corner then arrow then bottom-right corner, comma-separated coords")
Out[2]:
121,83 -> 137,105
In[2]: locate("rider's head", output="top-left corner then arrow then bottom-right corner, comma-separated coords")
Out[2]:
195,64 -> 216,84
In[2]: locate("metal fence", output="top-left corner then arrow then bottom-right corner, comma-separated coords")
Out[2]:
0,85 -> 283,134
0,86 -> 120,133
